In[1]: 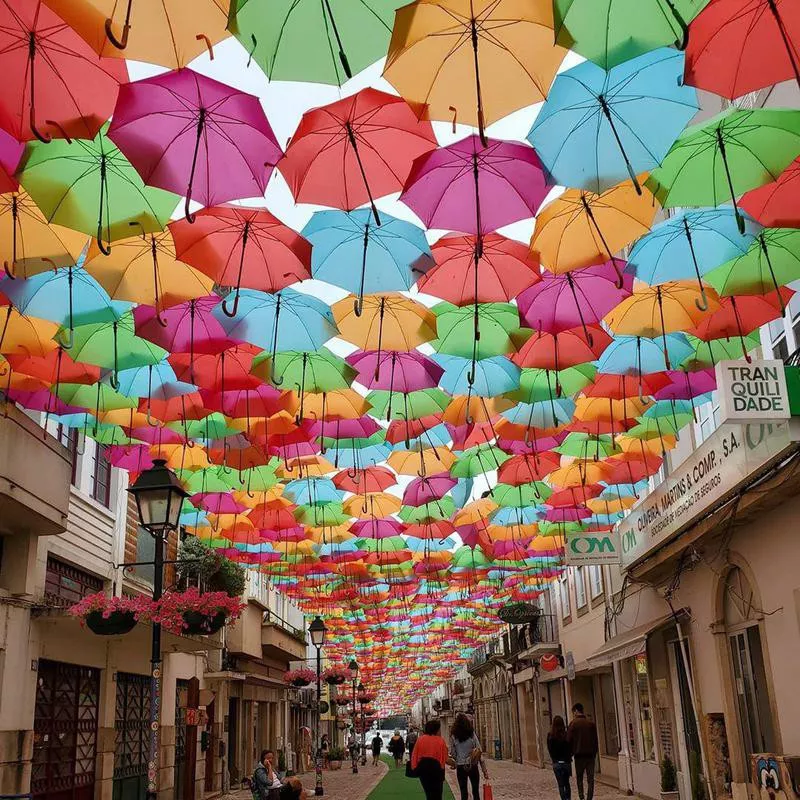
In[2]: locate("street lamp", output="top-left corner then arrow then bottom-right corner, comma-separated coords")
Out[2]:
348,659 -> 359,773
127,459 -> 188,800
357,681 -> 366,766
309,616 -> 327,797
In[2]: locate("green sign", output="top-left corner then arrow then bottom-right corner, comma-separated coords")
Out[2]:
565,531 -> 621,565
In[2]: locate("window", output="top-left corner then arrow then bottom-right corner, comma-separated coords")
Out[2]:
773,335 -> 789,362
134,526 -> 155,586
599,672 -> 620,756
589,565 -> 603,599
44,556 -> 102,608
91,445 -> 112,507
634,653 -> 655,761
559,573 -> 570,619
56,424 -> 79,485
574,567 -> 587,608
792,314 -> 800,352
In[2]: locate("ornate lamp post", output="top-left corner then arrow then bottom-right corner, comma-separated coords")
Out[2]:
348,659 -> 359,773
357,682 -> 366,765
309,616 -> 327,797
127,459 -> 188,800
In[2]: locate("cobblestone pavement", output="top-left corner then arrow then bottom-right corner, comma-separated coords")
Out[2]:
219,759 -> 388,800
445,759 -> 631,800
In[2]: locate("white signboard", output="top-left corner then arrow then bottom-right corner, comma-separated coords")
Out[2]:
619,421 -> 798,569
565,531 -> 621,565
716,360 -> 790,423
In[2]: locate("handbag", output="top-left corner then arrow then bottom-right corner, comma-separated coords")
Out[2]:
405,761 -> 418,778
483,783 -> 493,800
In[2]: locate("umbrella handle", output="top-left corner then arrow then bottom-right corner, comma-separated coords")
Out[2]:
108,371 -> 120,390
221,291 -> 241,318
694,288 -> 709,312
104,13 -> 131,50
611,258 -> 626,290
195,33 -> 215,60
184,195 -> 197,224
29,105 -> 51,144
246,35 -> 257,68
59,326 -> 74,351
662,0 -> 689,49
353,296 -> 364,317
45,120 -> 72,143
3,261 -> 14,279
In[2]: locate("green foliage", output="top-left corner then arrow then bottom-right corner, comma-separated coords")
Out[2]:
278,749 -> 287,772
327,746 -> 346,762
176,536 -> 246,598
661,755 -> 678,793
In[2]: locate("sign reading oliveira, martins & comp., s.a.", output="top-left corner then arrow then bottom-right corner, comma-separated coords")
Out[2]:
716,360 -> 790,424
618,421 -> 799,569
564,530 -> 621,565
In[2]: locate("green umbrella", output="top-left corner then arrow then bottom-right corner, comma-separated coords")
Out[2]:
646,109 -> 800,233
255,348 -> 355,393
241,464 -> 280,493
177,467 -> 239,494
56,382 -> 137,413
538,520 -> 587,537
451,444 -> 510,478
684,332 -> 760,370
19,125 -> 178,253
60,312 -> 166,387
89,422 -> 138,446
320,432 -> 386,451
398,497 -> 456,523
432,302 -> 524,360
704,229 -> 800,301
366,388 -> 450,420
228,0 -> 401,85
451,546 -> 490,569
554,432 -> 620,460
509,365 -> 596,404
170,413 -> 240,441
553,0 -> 710,69
354,536 -> 408,553
627,413 -> 689,439
492,482 -> 552,507
294,502 -> 349,526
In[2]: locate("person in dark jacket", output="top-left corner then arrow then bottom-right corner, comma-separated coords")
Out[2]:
253,750 -> 282,800
411,719 -> 449,800
389,731 -> 406,767
567,704 -> 599,800
547,716 -> 573,800
371,733 -> 383,766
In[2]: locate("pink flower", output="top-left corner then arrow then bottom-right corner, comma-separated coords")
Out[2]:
68,592 -> 156,623
152,588 -> 245,634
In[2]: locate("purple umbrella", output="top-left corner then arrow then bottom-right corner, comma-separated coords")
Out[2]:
654,368 -> 717,401
497,433 -> 566,454
106,444 -> 154,472
108,68 -> 283,222
544,506 -> 591,523
346,350 -> 443,393
402,473 -> 457,507
7,388 -> 83,416
307,416 -> 382,440
350,518 -> 406,539
400,135 -> 550,235
517,261 -> 633,341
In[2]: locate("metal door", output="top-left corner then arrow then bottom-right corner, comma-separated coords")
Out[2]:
32,660 -> 100,800
113,672 -> 151,800
174,679 -> 188,800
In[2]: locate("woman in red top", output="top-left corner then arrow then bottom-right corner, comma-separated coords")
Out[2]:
411,719 -> 449,800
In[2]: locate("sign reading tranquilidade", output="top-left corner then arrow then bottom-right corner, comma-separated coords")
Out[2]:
716,360 -> 790,423
618,421 -> 798,569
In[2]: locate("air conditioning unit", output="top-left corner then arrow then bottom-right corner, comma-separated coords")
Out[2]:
752,755 -> 800,800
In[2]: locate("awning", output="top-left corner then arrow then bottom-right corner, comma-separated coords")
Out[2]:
586,610 -> 686,668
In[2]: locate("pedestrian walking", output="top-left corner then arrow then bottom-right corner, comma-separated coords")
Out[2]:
411,719 -> 449,800
449,714 -> 485,800
320,734 -> 330,769
389,730 -> 406,767
407,726 -> 419,758
567,704 -> 598,800
547,716 -> 573,800
371,732 -> 383,766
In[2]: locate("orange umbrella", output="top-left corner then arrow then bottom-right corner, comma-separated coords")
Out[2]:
343,493 -> 402,519
548,461 -> 612,488
332,294 -> 436,350
0,306 -> 59,357
384,0 -> 566,143
388,446 -> 455,477
42,0 -> 230,68
1,192 -> 87,278
531,179 -> 657,273
441,395 -> 513,426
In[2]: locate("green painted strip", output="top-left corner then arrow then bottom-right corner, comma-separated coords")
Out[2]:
365,755 -> 454,800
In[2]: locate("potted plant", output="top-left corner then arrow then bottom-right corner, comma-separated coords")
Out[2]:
154,588 -> 244,635
284,668 -> 316,688
322,665 -> 349,686
69,592 -> 154,635
334,696 -> 351,707
176,536 -> 246,597
277,749 -> 287,780
357,691 -> 375,704
327,746 -> 345,770
661,755 -> 680,800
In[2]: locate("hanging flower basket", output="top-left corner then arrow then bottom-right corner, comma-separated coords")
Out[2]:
357,692 -> 375,704
322,665 -> 349,686
334,697 -> 351,706
69,593 -> 154,636
153,588 -> 244,636
284,668 -> 316,687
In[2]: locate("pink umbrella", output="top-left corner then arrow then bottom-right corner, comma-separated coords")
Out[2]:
108,68 -> 283,221
127,426 -> 186,446
308,416 -> 382,439
0,128 -> 23,193
544,506 -> 591,523
400,135 -> 550,235
7,388 -> 83,416
349,518 -> 405,539
346,350 -> 443,393
191,492 -> 249,515
654,368 -> 717,401
497,434 -> 566,455
402,473 -> 457,507
106,443 -> 153,472
517,261 -> 633,340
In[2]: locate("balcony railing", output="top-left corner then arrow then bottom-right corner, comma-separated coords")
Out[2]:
508,614 -> 559,654
262,608 -> 307,644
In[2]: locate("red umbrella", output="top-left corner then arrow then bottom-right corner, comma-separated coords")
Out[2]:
5,346 -> 100,384
583,372 -> 671,398
200,385 -> 296,419
685,0 -> 800,99
169,205 -> 311,316
417,234 -> 540,305
385,413 -> 442,445
548,485 -> 604,507
497,452 -> 561,485
0,0 -> 127,141
0,128 -> 22,192
741,156 -> 800,227
333,466 -> 396,494
278,88 -> 437,225
604,454 -> 663,485
512,325 -> 612,369
169,344 -> 263,391
144,392 -> 210,423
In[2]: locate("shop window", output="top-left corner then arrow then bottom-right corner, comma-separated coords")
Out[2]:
574,567 -> 587,608
599,672 -> 620,756
56,424 -> 79,485
773,335 -> 789,362
634,653 -> 655,762
559,573 -> 570,619
92,444 -> 112,507
44,556 -> 103,608
589,565 -> 603,599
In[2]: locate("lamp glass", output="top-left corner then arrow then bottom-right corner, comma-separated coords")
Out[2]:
309,616 -> 326,648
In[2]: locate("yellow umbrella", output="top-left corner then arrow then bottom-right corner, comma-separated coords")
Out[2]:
453,497 -> 497,525
84,231 -> 214,317
548,461 -> 612,488
0,307 -> 59,358
486,523 -> 539,540
152,443 -> 211,471
587,496 -> 637,514
299,390 -> 370,421
41,0 -> 230,68
574,396 -> 651,423
388,446 -> 455,476
441,395 -> 513,426
531,178 -> 657,273
332,294 -> 436,350
1,192 -> 88,278
276,455 -> 336,479
616,435 -> 676,456
306,525 -> 355,545
343,493 -> 402,519
384,0 -> 566,142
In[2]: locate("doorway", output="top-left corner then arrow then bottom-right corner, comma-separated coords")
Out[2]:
668,642 -> 702,800
113,672 -> 151,800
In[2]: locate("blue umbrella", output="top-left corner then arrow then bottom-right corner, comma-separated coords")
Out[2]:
596,334 -> 692,375
283,477 -> 342,505
211,288 -> 337,368
399,423 -> 453,451
500,398 -> 575,428
116,362 -> 196,401
0,266 -> 130,345
489,506 -> 541,526
451,477 -> 473,509
627,209 -> 761,303
330,442 -> 391,468
527,48 -> 697,193
302,209 -> 434,314
431,354 -> 520,397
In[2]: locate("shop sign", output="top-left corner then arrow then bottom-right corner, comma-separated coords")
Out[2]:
565,652 -> 576,681
565,531 -> 621,565
539,653 -> 561,672
716,360 -> 790,423
619,421 -> 798,569
498,602 -> 540,624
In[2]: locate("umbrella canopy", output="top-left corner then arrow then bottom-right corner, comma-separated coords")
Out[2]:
528,48 -> 697,194
109,69 -> 283,221
741,157 -> 800,227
